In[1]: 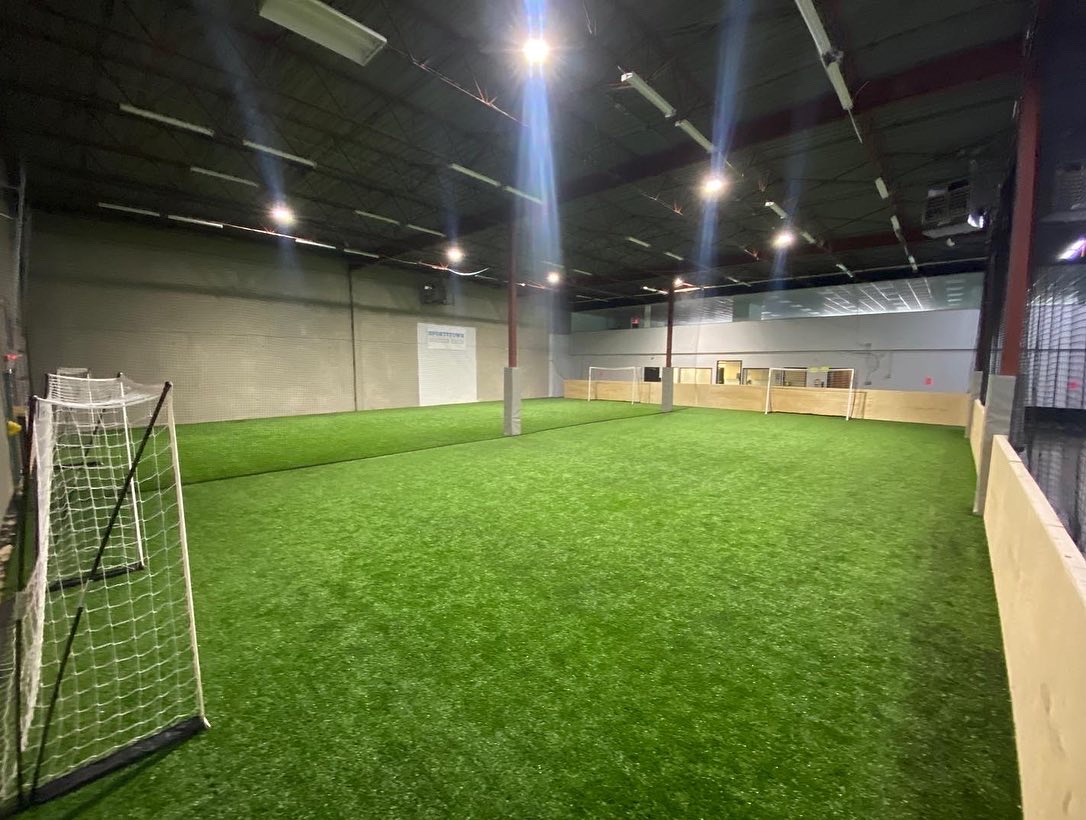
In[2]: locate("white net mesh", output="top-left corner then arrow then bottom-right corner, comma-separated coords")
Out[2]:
1,375 -> 205,808
587,367 -> 642,403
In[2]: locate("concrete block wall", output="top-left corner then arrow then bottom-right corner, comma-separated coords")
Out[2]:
26,213 -> 551,423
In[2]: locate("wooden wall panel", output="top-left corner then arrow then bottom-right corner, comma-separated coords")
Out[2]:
970,399 -> 987,470
564,380 -> 969,427
984,436 -> 1086,820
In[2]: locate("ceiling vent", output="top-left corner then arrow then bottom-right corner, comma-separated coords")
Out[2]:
922,178 -> 988,238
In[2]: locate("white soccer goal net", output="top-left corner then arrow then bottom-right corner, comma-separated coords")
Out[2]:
764,367 -> 856,420
587,366 -> 641,404
1,374 -> 206,809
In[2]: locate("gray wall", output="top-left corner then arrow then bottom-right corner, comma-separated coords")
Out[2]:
27,214 -> 552,423
565,309 -> 981,392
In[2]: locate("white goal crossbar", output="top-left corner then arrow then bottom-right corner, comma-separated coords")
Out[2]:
587,367 -> 641,404
764,367 -> 856,420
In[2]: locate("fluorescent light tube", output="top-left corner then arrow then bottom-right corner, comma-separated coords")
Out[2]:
625,236 -> 651,248
664,251 -> 684,261
542,260 -> 565,269
1057,237 -> 1086,260
908,255 -> 919,272
449,163 -> 501,187
243,140 -> 317,168
836,263 -> 852,275
675,119 -> 714,153
118,103 -> 214,137
674,286 -> 700,293
801,230 -> 817,244
889,214 -> 902,232
356,209 -> 400,225
344,248 -> 380,258
406,223 -> 446,237
727,276 -> 742,284
296,238 -> 336,249
765,200 -> 788,219
874,177 -> 890,199
825,61 -> 853,111
191,166 -> 260,188
641,286 -> 667,294
572,268 -> 594,276
98,202 -> 160,217
620,72 -> 677,119
168,214 -> 224,228
259,0 -> 387,67
504,185 -> 544,205
793,0 -> 834,56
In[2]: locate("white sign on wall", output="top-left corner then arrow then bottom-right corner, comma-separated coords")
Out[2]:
417,323 -> 477,406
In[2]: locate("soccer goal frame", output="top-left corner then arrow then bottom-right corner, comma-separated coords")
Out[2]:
764,367 -> 856,420
1,375 -> 207,811
587,366 -> 641,404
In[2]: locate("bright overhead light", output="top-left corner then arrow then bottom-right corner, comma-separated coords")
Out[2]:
874,177 -> 890,199
522,38 -> 550,65
504,185 -> 543,205
1057,237 -> 1086,261
356,209 -> 399,226
98,202 -> 160,217
700,174 -> 727,199
270,203 -> 295,226
641,285 -> 667,294
573,268 -> 594,276
908,254 -> 919,272
836,263 -> 853,278
673,276 -> 684,287
765,200 -> 788,219
889,214 -> 902,232
259,0 -> 387,67
664,251 -> 684,261
801,230 -> 817,244
620,71 -> 677,119
449,163 -> 501,187
825,61 -> 853,111
168,214 -> 223,228
118,103 -> 214,137
675,119 -> 714,153
546,271 -> 562,285
406,223 -> 446,238
191,166 -> 260,188
967,211 -> 987,229
344,247 -> 380,258
243,140 -> 317,168
297,238 -> 336,250
626,236 -> 651,248
446,245 -> 465,264
772,229 -> 797,249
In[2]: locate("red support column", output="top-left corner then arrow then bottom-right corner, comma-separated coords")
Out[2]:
665,288 -> 675,368
507,263 -> 518,368
999,21 -> 1044,376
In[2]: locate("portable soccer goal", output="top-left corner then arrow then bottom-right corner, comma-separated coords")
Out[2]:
587,366 -> 641,404
1,374 -> 207,810
764,367 -> 856,420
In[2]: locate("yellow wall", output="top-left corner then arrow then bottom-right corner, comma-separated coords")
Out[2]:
984,436 -> 1086,820
564,380 -> 969,426
970,399 -> 986,470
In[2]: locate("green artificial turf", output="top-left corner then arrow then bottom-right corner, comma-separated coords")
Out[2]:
176,398 -> 660,483
24,402 -> 1020,818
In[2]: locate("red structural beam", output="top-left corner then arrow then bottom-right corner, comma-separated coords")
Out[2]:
665,288 -> 675,368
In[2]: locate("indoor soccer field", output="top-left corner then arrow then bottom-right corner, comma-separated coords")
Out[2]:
24,399 -> 1019,819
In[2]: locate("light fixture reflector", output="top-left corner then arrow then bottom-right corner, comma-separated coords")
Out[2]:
259,0 -> 387,67
243,140 -> 318,168
118,103 -> 214,137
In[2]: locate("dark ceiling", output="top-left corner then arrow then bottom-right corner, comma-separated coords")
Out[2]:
0,0 -> 1029,308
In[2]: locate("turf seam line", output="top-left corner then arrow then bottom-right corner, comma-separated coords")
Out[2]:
182,408 -> 689,487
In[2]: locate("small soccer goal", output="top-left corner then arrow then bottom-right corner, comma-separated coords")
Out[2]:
1,374 -> 207,810
764,366 -> 856,420
587,366 -> 641,404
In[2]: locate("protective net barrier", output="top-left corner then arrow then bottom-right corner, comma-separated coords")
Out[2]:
1,375 -> 206,809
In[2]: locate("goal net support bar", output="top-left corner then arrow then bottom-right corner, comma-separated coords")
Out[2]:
587,367 -> 641,404
764,367 -> 857,420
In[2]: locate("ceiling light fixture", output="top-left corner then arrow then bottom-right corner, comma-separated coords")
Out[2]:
244,140 -> 317,168
259,0 -> 387,67
297,238 -> 336,250
344,248 -> 380,258
1057,237 -> 1086,261
168,214 -> 223,228
675,119 -> 714,153
626,236 -> 651,248
793,0 -> 834,55
700,174 -> 727,199
546,271 -> 562,285
118,103 -> 214,137
573,268 -> 594,276
446,245 -> 465,264
620,71 -> 677,118
889,214 -> 902,232
874,177 -> 890,200
270,203 -> 296,226
522,38 -> 550,65
765,200 -> 788,219
504,185 -> 544,205
98,202 -> 160,217
406,223 -> 446,238
664,251 -> 684,261
908,254 -> 919,272
191,166 -> 260,188
824,61 -> 854,111
772,229 -> 797,249
356,209 -> 400,226
449,163 -> 501,187
801,230 -> 817,244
